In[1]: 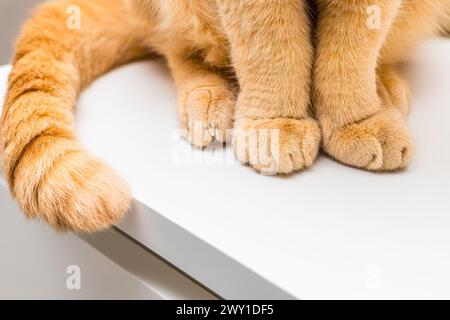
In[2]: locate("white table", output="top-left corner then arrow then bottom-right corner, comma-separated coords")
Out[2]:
1,39 -> 449,299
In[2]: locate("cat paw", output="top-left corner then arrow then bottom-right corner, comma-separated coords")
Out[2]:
323,109 -> 414,171
180,85 -> 235,147
233,118 -> 321,175
12,146 -> 131,232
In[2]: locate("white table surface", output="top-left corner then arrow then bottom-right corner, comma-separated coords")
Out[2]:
1,39 -> 449,299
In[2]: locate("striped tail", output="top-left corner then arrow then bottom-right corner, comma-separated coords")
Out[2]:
0,0 -> 151,232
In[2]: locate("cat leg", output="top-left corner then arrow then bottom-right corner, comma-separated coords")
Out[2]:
166,54 -> 235,147
377,65 -> 411,118
314,0 -> 414,171
376,0 -> 450,118
217,0 -> 320,175
0,0 -> 150,232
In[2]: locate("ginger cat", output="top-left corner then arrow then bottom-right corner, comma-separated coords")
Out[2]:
313,0 -> 450,170
0,0 -> 318,232
0,0 -> 449,232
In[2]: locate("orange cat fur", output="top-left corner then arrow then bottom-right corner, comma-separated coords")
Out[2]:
313,0 -> 450,170
1,0 -> 449,232
0,0 -> 317,231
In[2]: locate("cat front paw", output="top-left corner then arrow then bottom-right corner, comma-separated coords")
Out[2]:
180,85 -> 235,147
324,108 -> 414,171
233,118 -> 321,175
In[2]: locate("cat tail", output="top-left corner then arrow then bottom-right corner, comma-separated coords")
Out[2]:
0,0 -> 152,232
